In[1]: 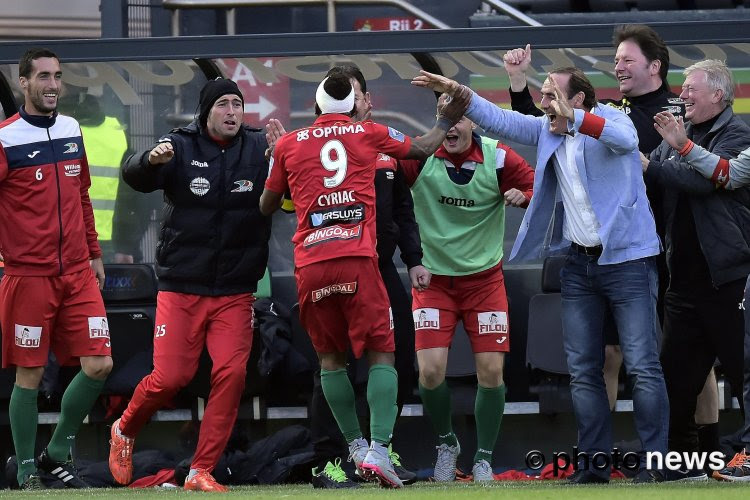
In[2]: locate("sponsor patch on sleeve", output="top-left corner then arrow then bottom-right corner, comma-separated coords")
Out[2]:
388,127 -> 405,143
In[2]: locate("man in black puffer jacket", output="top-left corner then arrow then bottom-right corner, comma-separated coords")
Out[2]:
108,78 -> 271,492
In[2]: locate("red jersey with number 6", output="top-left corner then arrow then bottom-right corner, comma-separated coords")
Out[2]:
265,113 -> 411,268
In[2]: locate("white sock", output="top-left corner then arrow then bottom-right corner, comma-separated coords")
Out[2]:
187,468 -> 199,480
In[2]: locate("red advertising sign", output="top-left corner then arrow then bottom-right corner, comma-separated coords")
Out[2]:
354,17 -> 432,31
218,58 -> 290,125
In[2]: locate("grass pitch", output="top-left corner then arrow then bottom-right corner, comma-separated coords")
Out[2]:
1,480 -> 749,499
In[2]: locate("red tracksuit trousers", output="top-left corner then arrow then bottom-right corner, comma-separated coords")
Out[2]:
119,291 -> 254,471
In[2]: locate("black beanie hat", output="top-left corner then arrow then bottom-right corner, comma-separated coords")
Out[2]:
198,78 -> 243,127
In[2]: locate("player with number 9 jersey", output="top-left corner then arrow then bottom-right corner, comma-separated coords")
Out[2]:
260,73 -> 470,489
265,115 -> 411,268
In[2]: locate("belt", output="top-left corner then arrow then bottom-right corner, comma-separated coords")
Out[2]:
571,242 -> 603,256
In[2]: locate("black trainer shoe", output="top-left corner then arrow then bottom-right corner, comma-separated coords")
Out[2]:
311,458 -> 359,489
567,470 -> 609,484
388,444 -> 417,485
36,448 -> 90,488
664,467 -> 708,482
632,468 -> 665,483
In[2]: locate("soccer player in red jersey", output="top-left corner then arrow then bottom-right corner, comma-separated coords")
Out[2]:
0,48 -> 112,490
260,73 -> 469,488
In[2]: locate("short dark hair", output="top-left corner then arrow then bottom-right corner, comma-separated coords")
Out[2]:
613,24 -> 670,90
314,72 -> 356,116
550,67 -> 597,110
19,47 -> 59,79
325,64 -> 367,93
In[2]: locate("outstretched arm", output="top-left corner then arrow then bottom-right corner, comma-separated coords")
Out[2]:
412,70 -> 544,146
404,86 -> 472,160
122,140 -> 174,193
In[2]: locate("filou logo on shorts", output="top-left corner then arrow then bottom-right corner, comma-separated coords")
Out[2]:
312,281 -> 357,302
478,311 -> 508,334
413,308 -> 439,330
88,317 -> 110,339
15,324 -> 42,348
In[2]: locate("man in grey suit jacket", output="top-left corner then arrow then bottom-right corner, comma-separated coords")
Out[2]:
413,68 -> 668,484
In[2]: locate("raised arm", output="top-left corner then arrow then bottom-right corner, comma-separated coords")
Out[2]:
546,75 -> 637,154
654,111 -> 750,189
260,141 -> 288,216
404,86 -> 472,160
259,187 -> 283,216
504,44 -> 544,117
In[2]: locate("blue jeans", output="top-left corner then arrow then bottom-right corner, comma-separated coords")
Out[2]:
560,251 -> 668,474
742,275 -> 750,451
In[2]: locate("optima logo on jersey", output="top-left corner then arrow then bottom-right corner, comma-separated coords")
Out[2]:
312,281 -> 357,302
310,203 -> 365,228
303,224 -> 361,247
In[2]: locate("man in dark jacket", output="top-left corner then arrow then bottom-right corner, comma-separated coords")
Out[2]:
653,112 -> 750,480
644,59 -> 750,470
108,78 -> 271,492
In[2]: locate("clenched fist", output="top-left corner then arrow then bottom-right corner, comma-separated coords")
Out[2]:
148,142 -> 175,166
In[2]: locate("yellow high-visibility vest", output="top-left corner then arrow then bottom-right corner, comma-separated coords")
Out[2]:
82,116 -> 128,242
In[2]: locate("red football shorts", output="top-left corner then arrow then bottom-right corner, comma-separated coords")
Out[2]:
1,267 -> 110,368
295,256 -> 394,358
412,262 -> 510,353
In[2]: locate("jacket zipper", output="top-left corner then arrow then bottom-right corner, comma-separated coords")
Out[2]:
213,148 -> 226,291
48,128 -> 64,275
